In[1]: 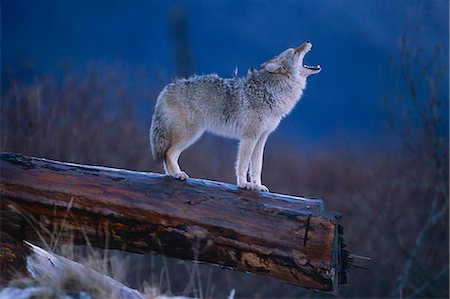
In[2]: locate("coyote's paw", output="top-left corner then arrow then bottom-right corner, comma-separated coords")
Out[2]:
255,184 -> 269,192
238,182 -> 269,192
171,171 -> 189,180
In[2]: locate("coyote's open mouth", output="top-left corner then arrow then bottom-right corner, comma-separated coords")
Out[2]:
296,41 -> 321,72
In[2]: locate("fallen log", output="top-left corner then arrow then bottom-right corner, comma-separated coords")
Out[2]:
0,152 -> 348,293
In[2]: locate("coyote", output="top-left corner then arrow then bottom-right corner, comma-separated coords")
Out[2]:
150,41 -> 321,192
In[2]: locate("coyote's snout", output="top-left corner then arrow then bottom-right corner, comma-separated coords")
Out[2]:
150,41 -> 321,192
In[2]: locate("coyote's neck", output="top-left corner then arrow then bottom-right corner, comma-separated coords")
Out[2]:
265,74 -> 306,118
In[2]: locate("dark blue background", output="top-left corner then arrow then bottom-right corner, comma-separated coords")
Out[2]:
2,0 -> 448,145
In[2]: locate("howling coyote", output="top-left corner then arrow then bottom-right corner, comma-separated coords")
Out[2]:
150,41 -> 321,192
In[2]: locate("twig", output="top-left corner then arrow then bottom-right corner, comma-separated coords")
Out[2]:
408,265 -> 449,298
394,194 -> 449,296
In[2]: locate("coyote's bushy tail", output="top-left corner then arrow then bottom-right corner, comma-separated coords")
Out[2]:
150,106 -> 170,161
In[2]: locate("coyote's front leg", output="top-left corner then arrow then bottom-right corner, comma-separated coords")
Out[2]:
249,132 -> 270,192
236,137 -> 257,190
236,135 -> 269,192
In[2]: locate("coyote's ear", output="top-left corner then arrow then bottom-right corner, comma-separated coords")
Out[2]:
263,60 -> 287,74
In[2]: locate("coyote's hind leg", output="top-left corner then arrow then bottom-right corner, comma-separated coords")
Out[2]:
164,146 -> 189,180
164,126 -> 203,180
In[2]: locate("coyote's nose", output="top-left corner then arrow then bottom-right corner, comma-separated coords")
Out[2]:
295,41 -> 311,53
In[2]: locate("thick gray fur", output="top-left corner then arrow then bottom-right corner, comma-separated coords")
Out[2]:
150,41 -> 321,191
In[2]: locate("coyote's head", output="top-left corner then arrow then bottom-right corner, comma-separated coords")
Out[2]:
261,41 -> 321,78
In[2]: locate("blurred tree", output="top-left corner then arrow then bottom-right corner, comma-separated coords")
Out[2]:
385,26 -> 449,298
170,5 -> 194,78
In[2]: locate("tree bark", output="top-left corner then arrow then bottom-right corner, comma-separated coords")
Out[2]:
0,152 -> 348,293
0,232 -> 32,286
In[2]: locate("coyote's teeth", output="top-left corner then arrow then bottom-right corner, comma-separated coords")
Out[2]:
303,64 -> 320,70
